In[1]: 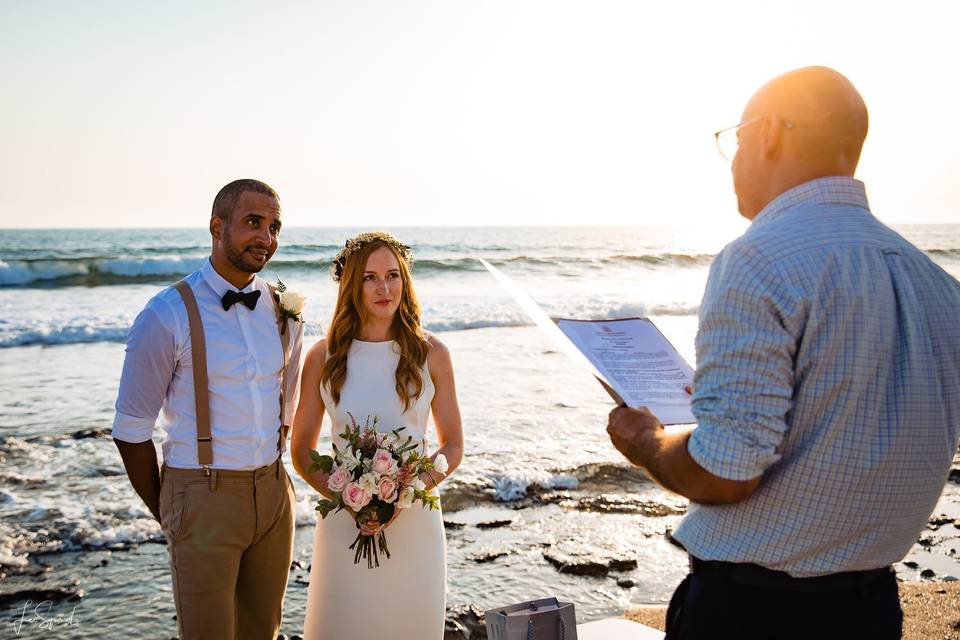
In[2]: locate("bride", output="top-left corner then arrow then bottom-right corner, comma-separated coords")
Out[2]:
291,231 -> 464,639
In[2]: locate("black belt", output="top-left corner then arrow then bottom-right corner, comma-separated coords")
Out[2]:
690,557 -> 892,593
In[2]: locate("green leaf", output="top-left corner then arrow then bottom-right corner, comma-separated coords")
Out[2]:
315,498 -> 339,518
313,454 -> 334,473
376,501 -> 395,525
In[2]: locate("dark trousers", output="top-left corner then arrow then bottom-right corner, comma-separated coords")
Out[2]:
664,560 -> 903,640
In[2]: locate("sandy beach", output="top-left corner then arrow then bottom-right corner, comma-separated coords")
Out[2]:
626,581 -> 960,639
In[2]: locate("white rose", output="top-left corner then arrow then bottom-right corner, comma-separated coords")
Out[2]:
433,453 -> 449,475
414,477 -> 427,491
396,486 -> 416,509
278,290 -> 307,316
359,472 -> 380,493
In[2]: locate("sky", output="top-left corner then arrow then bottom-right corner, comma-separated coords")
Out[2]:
1,0 -> 958,229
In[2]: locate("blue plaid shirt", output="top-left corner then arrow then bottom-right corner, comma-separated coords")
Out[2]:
672,177 -> 960,577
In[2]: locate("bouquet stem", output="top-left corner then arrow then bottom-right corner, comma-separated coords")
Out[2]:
349,532 -> 392,569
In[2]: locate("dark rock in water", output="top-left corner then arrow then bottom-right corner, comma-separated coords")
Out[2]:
903,561 -> 919,569
928,514 -> 954,529
444,603 -> 486,640
573,494 -> 686,517
291,635 -> 304,640
542,551 -> 636,577
617,578 -> 636,588
609,558 -> 639,572
293,577 -> 309,587
0,587 -> 84,606
948,467 -> 959,483
468,550 -> 508,564
71,428 -> 110,440
443,520 -> 466,529
290,560 -> 303,571
476,520 -> 512,530
920,569 -> 936,579
277,634 -> 288,640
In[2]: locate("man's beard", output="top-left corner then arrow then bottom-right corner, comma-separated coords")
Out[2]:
223,227 -> 270,274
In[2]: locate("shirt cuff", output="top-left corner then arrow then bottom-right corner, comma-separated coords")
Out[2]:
111,412 -> 157,443
688,416 -> 782,481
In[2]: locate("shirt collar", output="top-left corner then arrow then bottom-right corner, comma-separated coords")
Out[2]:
751,176 -> 869,228
201,258 -> 258,297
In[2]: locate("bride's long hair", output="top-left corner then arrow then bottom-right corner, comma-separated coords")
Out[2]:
321,236 -> 430,411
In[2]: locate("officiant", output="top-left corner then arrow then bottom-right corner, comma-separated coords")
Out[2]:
606,66 -> 960,639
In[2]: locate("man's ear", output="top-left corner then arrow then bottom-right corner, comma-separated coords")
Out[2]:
210,215 -> 222,241
761,114 -> 785,160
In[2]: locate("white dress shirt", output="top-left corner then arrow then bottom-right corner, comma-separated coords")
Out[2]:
113,259 -> 304,470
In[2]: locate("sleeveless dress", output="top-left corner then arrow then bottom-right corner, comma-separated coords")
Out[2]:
302,339 -> 446,639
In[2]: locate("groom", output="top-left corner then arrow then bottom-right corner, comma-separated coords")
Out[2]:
112,179 -> 304,639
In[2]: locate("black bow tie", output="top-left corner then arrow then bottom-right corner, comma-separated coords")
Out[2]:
221,289 -> 262,311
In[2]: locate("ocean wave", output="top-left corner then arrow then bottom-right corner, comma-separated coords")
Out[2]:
440,461 -> 656,512
0,251 -> 716,287
1,300 -> 699,348
927,248 -> 960,260
0,257 -> 207,287
0,325 -> 132,348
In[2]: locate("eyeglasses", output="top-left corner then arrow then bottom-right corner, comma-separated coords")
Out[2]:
713,116 -> 795,161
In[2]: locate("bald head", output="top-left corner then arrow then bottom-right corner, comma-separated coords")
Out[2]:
746,66 -> 868,174
732,66 -> 869,219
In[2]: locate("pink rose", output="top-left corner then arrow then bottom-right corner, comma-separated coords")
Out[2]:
378,477 -> 399,503
327,466 -> 350,493
372,449 -> 399,475
342,482 -> 372,510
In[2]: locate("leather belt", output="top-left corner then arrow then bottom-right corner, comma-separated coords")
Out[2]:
690,557 -> 893,593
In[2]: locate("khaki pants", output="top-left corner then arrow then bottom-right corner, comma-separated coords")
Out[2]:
159,458 -> 296,640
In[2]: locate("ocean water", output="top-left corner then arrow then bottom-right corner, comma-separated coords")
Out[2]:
1,225 -> 959,638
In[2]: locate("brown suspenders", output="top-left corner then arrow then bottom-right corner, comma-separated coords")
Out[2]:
174,279 -> 292,472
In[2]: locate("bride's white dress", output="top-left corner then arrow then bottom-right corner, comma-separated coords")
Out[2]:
302,339 -> 446,639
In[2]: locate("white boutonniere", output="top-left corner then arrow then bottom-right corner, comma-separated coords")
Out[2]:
274,280 -> 306,334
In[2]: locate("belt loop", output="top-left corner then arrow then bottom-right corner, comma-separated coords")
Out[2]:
208,469 -> 218,493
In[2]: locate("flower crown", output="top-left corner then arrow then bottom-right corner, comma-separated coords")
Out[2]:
331,231 -> 414,282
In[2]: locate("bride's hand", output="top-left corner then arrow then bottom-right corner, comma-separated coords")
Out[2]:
357,510 -> 401,536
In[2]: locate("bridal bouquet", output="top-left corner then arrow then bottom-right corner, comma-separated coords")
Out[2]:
308,413 -> 446,568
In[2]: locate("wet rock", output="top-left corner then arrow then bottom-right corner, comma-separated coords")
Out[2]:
543,552 -> 609,576
71,428 -> 110,440
920,569 -> 936,579
444,603 -> 485,639
948,468 -> 959,483
543,551 -> 637,577
0,587 -> 84,606
928,514 -> 955,529
943,575 -> 958,582
903,561 -> 919,569
572,494 -> 686,516
468,550 -> 508,564
290,560 -> 304,571
617,578 -> 636,588
609,558 -> 639,572
443,520 -> 466,529
293,577 -> 309,587
476,520 -> 512,530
